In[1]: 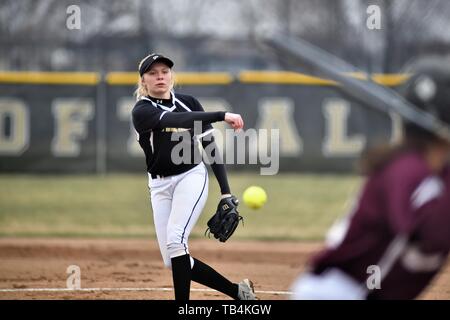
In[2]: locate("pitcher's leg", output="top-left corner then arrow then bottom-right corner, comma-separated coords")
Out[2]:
149,177 -> 173,268
166,165 -> 209,257
166,165 -> 246,299
166,165 -> 208,300
191,258 -> 239,299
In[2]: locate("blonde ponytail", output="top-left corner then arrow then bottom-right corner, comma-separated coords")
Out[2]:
134,76 -> 148,100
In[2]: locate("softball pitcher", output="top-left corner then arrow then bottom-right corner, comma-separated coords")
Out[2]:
131,53 -> 256,300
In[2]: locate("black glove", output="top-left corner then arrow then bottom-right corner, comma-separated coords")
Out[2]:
205,195 -> 243,242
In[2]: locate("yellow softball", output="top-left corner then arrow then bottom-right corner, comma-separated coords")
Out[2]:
242,186 -> 267,209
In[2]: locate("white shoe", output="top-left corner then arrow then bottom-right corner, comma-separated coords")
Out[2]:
237,279 -> 257,300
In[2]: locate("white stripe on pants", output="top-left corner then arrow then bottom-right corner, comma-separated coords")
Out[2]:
148,163 -> 209,268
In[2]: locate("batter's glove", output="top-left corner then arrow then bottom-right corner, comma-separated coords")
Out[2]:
205,195 -> 243,242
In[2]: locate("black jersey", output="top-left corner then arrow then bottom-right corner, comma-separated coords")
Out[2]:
132,92 -> 231,193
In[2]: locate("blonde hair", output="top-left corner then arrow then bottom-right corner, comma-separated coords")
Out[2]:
134,54 -> 176,100
134,77 -> 148,100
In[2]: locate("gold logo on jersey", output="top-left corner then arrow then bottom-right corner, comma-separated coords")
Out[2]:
162,128 -> 190,133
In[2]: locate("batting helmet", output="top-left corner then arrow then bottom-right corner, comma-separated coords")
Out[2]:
402,57 -> 450,126
399,57 -> 450,141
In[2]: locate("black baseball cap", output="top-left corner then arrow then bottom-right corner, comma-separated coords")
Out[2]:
139,53 -> 174,76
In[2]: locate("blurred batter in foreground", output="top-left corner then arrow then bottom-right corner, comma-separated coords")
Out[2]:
291,58 -> 450,300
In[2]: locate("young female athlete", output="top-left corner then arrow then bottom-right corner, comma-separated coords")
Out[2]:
291,58 -> 450,300
131,53 -> 256,300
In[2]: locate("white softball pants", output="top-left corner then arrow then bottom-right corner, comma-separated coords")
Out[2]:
148,162 -> 209,269
290,269 -> 367,300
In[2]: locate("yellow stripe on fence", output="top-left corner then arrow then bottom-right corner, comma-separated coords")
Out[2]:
106,72 -> 233,85
105,72 -> 139,85
239,71 -> 409,87
239,71 -> 337,85
0,72 -> 99,85
0,71 -> 410,87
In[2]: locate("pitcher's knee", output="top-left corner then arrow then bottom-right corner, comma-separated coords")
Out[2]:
162,255 -> 172,269
167,242 -> 189,259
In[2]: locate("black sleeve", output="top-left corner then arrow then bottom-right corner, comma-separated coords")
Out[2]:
159,111 -> 225,129
179,95 -> 214,133
191,96 -> 230,194
132,100 -> 225,133
201,133 -> 231,195
132,102 -> 163,133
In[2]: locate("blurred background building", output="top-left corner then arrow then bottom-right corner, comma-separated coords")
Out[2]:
2,0 -> 450,73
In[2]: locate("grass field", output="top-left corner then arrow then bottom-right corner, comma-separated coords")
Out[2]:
0,173 -> 361,241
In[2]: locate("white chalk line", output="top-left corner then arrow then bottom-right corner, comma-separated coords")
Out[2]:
0,287 -> 292,295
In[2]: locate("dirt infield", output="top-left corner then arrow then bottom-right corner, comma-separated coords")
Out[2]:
0,238 -> 449,300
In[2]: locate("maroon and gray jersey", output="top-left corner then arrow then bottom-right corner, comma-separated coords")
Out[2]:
310,151 -> 450,299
